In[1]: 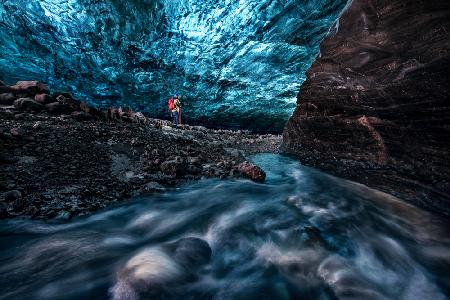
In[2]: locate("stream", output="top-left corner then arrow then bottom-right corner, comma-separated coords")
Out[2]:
1,154 -> 449,300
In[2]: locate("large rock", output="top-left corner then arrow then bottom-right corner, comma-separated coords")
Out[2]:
11,81 -> 49,95
112,247 -> 184,300
132,112 -> 147,123
238,161 -> 266,182
111,237 -> 211,300
45,102 -> 73,114
282,0 -> 450,214
34,93 -> 54,104
13,98 -> 44,111
56,94 -> 80,111
0,93 -> 15,105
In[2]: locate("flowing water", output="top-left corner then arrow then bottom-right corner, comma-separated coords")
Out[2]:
1,154 -> 449,300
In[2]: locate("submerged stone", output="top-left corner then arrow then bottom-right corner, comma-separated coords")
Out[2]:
170,237 -> 212,271
112,237 -> 211,299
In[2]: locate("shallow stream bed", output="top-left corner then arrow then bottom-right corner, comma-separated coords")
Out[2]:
1,154 -> 449,299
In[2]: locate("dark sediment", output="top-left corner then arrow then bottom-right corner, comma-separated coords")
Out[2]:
283,0 -> 450,215
0,81 -> 281,220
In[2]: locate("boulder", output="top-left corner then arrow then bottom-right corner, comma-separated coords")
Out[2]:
117,108 -> 146,123
34,93 -> 54,104
53,91 -> 74,99
238,161 -> 266,182
56,94 -> 80,111
0,93 -> 16,105
112,237 -> 211,300
11,81 -> 49,95
45,102 -> 73,115
13,98 -> 44,111
112,248 -> 185,300
133,112 -> 147,123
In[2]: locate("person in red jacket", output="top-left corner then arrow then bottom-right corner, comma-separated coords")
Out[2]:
168,95 -> 182,125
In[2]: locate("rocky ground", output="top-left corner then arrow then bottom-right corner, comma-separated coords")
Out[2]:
0,81 -> 281,220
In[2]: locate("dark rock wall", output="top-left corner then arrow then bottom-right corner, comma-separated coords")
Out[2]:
283,0 -> 450,214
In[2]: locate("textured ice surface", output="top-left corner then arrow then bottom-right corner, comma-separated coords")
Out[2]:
0,0 -> 347,131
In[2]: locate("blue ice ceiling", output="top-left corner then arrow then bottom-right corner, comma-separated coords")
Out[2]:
0,0 -> 348,131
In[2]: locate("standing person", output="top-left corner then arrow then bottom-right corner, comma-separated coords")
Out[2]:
168,95 -> 181,126
175,95 -> 182,125
168,96 -> 177,125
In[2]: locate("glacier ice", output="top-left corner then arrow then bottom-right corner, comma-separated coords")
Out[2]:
0,0 -> 348,131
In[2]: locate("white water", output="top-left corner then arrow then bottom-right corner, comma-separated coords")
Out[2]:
0,154 -> 449,300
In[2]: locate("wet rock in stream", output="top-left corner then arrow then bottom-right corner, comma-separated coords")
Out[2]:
112,237 -> 212,300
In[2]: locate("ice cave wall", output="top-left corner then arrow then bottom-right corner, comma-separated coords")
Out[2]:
0,0 -> 348,131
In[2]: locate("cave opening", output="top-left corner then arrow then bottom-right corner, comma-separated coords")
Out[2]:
0,0 -> 349,132
1,1 -> 450,298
